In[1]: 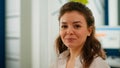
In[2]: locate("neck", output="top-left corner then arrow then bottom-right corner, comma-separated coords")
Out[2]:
69,48 -> 81,60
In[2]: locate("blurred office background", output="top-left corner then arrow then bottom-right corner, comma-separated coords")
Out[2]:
0,0 -> 120,68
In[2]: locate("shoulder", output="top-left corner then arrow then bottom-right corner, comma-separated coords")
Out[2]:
90,57 -> 110,68
50,50 -> 69,68
50,61 -> 57,68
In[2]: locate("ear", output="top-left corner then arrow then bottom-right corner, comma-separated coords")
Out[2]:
87,26 -> 93,36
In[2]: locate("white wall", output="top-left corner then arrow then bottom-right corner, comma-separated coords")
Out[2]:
108,0 -> 118,26
31,0 -> 40,67
39,0 -> 49,68
21,0 -> 49,68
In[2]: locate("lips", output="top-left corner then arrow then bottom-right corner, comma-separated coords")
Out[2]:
65,38 -> 76,42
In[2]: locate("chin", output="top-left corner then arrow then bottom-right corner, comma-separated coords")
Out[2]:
66,44 -> 74,48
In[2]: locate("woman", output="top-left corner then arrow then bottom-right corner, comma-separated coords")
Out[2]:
51,1 -> 110,68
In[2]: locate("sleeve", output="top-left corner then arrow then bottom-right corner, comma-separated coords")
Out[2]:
90,57 -> 111,68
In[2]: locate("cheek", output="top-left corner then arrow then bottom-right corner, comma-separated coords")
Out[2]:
59,31 -> 62,36
78,29 -> 89,36
77,31 -> 88,43
59,30 -> 64,38
59,31 -> 65,43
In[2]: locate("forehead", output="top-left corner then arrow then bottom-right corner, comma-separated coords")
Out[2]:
60,11 -> 87,24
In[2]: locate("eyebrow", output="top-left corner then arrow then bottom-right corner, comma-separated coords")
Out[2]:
60,21 -> 67,25
72,21 -> 82,24
60,21 -> 82,24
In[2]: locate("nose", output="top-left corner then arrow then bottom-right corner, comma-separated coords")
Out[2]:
66,26 -> 74,34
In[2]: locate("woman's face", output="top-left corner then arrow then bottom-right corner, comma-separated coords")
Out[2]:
59,11 -> 92,49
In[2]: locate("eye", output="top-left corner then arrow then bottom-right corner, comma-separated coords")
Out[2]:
74,24 -> 81,29
60,25 -> 68,29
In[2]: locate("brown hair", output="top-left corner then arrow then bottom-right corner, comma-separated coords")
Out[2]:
55,1 -> 106,68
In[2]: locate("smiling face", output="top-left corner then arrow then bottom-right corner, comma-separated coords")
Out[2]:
59,11 -> 92,50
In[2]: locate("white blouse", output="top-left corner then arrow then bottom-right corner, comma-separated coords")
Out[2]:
50,50 -> 110,68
